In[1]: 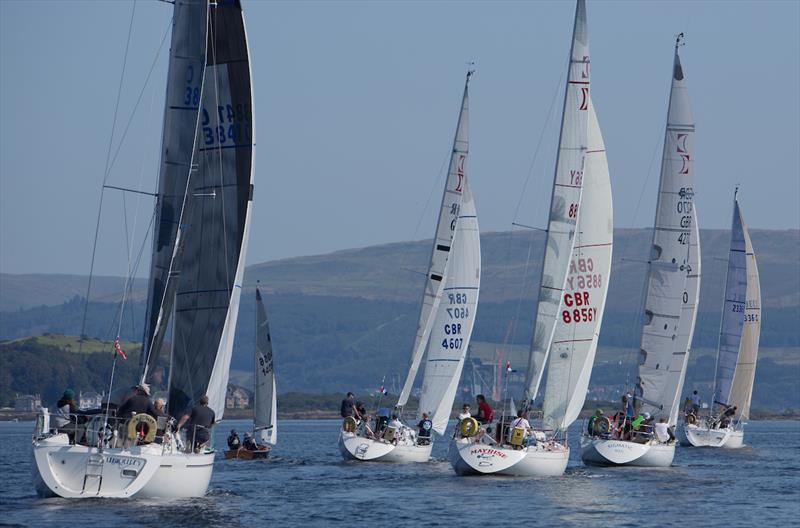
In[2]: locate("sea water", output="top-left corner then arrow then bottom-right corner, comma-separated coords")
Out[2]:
1,419 -> 797,527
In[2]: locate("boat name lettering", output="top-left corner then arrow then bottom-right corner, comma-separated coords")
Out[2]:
469,447 -> 507,459
104,456 -> 144,468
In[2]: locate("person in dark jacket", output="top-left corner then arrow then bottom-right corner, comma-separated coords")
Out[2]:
340,392 -> 360,419
177,395 -> 216,451
228,429 -> 241,450
116,384 -> 157,420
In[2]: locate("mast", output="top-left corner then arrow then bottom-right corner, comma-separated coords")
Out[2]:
541,96 -> 612,432
637,34 -> 696,423
396,71 -> 472,408
525,0 -> 590,402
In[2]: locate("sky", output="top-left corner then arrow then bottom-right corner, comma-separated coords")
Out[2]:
1,0 -> 798,278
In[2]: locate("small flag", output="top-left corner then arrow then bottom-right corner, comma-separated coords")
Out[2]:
379,384 -> 388,395
114,337 -> 127,360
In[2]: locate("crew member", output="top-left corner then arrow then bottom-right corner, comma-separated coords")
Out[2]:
177,394 -> 216,451
417,413 -> 433,446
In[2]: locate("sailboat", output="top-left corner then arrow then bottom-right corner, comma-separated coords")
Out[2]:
680,190 -> 760,448
450,0 -> 614,477
581,34 -> 698,467
226,288 -> 277,459
32,0 -> 255,498
338,71 -> 478,463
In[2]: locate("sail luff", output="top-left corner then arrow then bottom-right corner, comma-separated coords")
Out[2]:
725,200 -> 761,420
525,0 -> 590,400
636,38 -> 695,419
141,0 -> 209,382
417,178 -> 481,435
542,97 -> 612,431
397,74 -> 471,407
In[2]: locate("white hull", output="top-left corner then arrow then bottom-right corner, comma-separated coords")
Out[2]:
32,434 -> 214,499
448,438 -> 569,477
580,436 -> 675,467
338,431 -> 431,463
679,423 -> 745,448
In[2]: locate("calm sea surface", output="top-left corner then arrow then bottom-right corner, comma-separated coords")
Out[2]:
0,419 -> 797,527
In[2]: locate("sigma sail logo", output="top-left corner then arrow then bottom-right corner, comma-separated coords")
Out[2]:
676,133 -> 690,175
469,447 -> 508,459
454,155 -> 465,192
581,55 -> 590,80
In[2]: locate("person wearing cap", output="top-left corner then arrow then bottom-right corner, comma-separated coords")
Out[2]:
227,429 -> 241,450
242,431 -> 258,451
116,383 -> 158,420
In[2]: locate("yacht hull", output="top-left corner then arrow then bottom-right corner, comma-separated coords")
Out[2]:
580,436 -> 674,467
448,438 -> 569,476
338,432 -> 431,463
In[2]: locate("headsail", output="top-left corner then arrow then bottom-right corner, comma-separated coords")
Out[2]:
254,288 -> 277,445
525,0 -> 590,400
636,36 -> 695,420
715,196 -> 760,420
397,73 -> 471,407
167,0 -> 256,418
542,98 -> 612,432
666,207 -> 700,426
417,179 -> 480,435
140,0 -> 209,384
727,204 -> 760,420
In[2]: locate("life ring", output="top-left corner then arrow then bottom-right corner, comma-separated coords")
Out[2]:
342,416 -> 357,433
685,413 -> 697,425
459,417 -> 480,438
127,414 -> 157,443
593,416 -> 611,435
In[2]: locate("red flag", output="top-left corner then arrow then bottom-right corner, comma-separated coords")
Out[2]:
506,361 -> 511,373
114,337 -> 127,360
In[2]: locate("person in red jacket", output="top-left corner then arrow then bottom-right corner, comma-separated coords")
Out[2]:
474,394 -> 494,424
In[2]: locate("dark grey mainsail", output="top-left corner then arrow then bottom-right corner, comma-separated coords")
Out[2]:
254,288 -> 277,444
169,0 -> 255,418
140,0 -> 209,385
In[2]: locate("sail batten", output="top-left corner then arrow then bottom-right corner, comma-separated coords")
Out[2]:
637,40 -> 697,425
397,74 -> 472,407
526,0 -> 590,400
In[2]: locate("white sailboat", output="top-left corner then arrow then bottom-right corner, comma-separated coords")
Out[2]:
338,72 -> 477,463
680,190 -> 760,448
581,34 -> 698,467
32,0 -> 255,498
226,287 -> 277,459
450,0 -> 614,477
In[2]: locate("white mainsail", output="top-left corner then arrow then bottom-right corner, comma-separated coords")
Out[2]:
255,288 -> 277,445
397,74 -> 471,407
715,197 -> 761,420
542,98 -> 612,432
418,179 -> 481,435
526,0 -> 590,400
666,208 -> 701,425
637,37 -> 696,420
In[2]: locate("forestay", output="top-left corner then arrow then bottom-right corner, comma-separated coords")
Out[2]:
255,288 -> 277,444
397,74 -> 471,407
721,199 -> 761,421
169,0 -> 255,419
666,209 -> 700,426
637,39 -> 696,419
418,179 -> 481,435
526,0 -> 590,400
141,0 -> 209,384
542,99 -> 612,432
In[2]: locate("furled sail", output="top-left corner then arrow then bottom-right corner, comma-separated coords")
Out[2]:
525,0 -> 590,400
168,0 -> 255,418
715,197 -> 760,420
542,98 -> 611,432
417,179 -> 480,435
254,288 -> 277,444
666,208 -> 700,425
727,205 -> 760,420
140,0 -> 209,384
397,73 -> 471,407
637,38 -> 695,419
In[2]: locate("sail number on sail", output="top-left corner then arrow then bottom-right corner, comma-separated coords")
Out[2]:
201,104 -> 252,147
676,187 -> 694,245
442,292 -> 468,348
561,256 -> 603,324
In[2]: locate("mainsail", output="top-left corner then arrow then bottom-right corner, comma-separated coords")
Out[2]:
397,73 -> 471,407
714,196 -> 760,420
542,98 -> 612,432
417,179 -> 481,435
666,208 -> 700,425
525,0 -> 590,400
142,0 -> 256,420
140,0 -> 209,382
637,37 -> 696,420
255,288 -> 277,445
